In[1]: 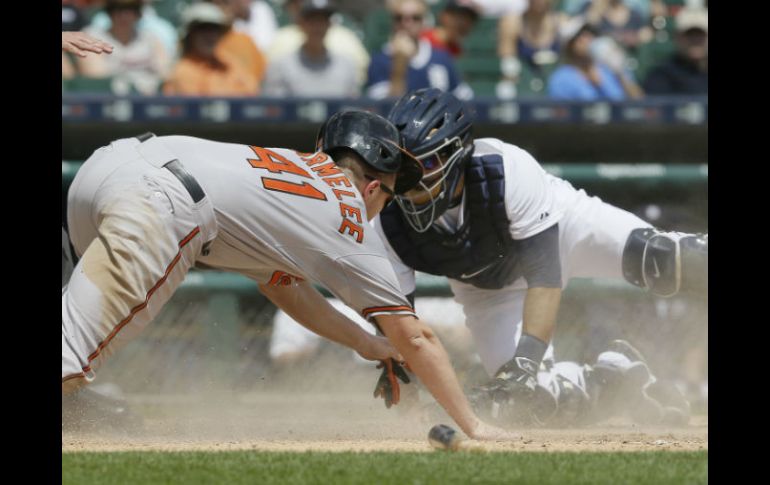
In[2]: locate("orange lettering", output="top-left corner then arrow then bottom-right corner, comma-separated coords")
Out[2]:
302,152 -> 329,167
312,162 -> 343,178
338,219 -> 364,243
332,188 -> 356,200
340,203 -> 362,223
248,146 -> 312,178
261,178 -> 327,201
324,176 -> 352,188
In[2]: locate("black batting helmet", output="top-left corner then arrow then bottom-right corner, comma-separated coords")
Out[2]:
316,110 -> 423,194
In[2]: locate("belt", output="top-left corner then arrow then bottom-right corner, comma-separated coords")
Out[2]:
135,132 -> 206,203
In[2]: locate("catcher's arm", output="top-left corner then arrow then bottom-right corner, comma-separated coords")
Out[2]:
516,224 -> 563,356
258,280 -> 402,362
485,225 -> 563,390
375,313 -> 519,441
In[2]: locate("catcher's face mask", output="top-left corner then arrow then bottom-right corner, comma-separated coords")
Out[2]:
395,136 -> 470,233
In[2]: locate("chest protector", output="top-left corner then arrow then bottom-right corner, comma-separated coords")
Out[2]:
381,154 -> 521,289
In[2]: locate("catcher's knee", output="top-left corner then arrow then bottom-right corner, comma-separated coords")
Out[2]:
622,228 -> 708,297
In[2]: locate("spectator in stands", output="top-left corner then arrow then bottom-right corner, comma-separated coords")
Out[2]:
163,2 -> 259,96
62,31 -> 114,81
62,1 -> 86,32
262,0 -> 359,98
580,0 -> 653,53
420,0 -> 481,58
643,7 -> 707,95
547,17 -> 643,100
268,0 -> 370,90
217,0 -> 279,51
507,0 -> 566,71
213,0 -> 269,87
444,0 -> 527,19
79,0 -> 170,95
365,0 -> 473,100
469,0 -> 528,99
561,0 -> 667,23
88,0 -> 180,62
495,0 -> 567,98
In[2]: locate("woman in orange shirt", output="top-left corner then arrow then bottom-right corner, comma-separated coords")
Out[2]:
164,3 -> 259,96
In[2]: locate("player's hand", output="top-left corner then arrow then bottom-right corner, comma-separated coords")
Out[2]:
62,31 -> 114,57
373,358 -> 411,408
356,334 -> 403,362
468,420 -> 522,441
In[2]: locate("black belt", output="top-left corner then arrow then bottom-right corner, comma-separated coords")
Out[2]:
136,132 -> 206,203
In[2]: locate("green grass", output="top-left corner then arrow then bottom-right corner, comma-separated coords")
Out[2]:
62,450 -> 707,485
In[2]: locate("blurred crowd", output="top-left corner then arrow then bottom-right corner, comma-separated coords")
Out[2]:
62,0 -> 707,99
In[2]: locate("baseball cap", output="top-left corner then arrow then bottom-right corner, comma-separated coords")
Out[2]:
300,0 -> 336,17
675,7 -> 708,33
179,3 -> 229,38
558,16 -> 597,45
444,0 -> 481,20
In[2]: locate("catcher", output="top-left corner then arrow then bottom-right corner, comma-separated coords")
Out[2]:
371,88 -> 707,426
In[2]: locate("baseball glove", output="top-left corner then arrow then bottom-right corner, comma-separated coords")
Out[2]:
373,358 -> 411,408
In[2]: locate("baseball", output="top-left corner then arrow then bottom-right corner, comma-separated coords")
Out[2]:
428,424 -> 462,451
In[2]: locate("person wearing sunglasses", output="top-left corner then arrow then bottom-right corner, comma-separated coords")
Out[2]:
365,0 -> 473,101
370,88 -> 707,427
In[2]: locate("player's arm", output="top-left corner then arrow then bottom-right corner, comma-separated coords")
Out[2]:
258,281 -> 402,362
375,313 -> 518,441
62,31 -> 114,57
494,224 -> 562,389
520,222 -> 562,339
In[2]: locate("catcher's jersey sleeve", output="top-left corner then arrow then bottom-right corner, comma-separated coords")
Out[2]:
474,138 -> 564,240
153,135 -> 414,320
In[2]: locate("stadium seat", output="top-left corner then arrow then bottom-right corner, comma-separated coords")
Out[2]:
152,0 -> 194,26
634,38 -> 676,82
518,63 -> 552,98
363,8 -> 392,54
63,76 -> 117,94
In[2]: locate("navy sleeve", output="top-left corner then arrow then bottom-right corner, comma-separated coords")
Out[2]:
514,223 -> 562,288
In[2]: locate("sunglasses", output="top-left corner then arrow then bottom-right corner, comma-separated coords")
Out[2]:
393,13 -> 424,23
365,175 -> 396,208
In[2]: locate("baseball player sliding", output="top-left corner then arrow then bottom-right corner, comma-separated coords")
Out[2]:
370,88 -> 707,425
61,110 -> 517,441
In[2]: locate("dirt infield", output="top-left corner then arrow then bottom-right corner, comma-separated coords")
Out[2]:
62,390 -> 707,453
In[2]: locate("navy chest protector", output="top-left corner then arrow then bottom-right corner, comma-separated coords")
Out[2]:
381,154 -> 521,289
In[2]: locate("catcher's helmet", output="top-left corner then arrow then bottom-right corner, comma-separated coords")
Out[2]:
387,88 -> 476,232
316,110 -> 423,194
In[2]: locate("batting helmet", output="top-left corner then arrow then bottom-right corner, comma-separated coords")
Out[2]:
387,88 -> 476,232
316,110 -> 423,194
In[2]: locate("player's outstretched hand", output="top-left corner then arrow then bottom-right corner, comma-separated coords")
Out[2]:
468,420 -> 522,441
62,31 -> 114,57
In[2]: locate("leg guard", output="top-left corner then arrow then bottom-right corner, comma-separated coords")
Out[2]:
622,228 -> 708,297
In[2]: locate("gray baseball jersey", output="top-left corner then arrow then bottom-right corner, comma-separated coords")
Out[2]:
154,135 -> 414,321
